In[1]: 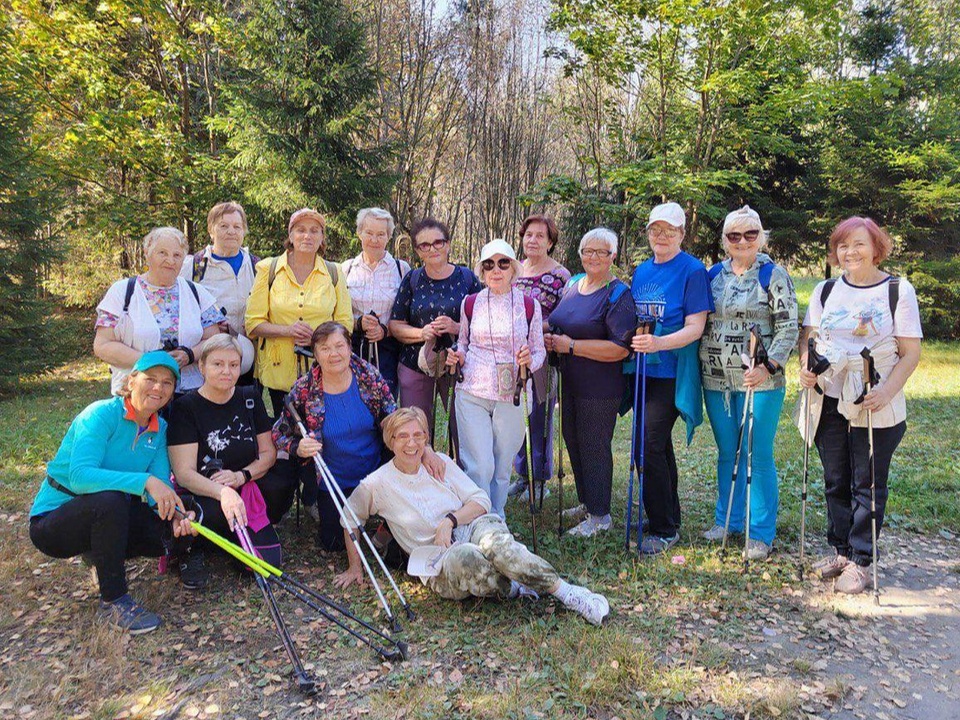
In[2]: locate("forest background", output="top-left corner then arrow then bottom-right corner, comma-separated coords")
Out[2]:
2,0 -> 960,391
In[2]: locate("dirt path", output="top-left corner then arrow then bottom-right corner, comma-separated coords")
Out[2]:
755,530 -> 960,719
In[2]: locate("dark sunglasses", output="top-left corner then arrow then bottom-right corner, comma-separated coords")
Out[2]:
481,258 -> 514,271
415,238 -> 449,252
726,230 -> 761,244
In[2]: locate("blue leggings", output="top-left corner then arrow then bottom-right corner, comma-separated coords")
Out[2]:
703,387 -> 785,545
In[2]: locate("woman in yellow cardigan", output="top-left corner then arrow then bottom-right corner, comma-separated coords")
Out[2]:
246,208 -> 353,416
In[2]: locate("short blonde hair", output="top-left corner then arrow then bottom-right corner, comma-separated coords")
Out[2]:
381,407 -> 429,449
207,201 -> 248,236
143,226 -> 188,256
198,333 -> 242,364
356,207 -> 396,237
578,227 -> 618,256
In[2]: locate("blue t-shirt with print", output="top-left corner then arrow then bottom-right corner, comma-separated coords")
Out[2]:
630,251 -> 713,379
391,265 -> 482,372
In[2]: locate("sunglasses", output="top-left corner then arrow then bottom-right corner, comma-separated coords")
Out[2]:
481,258 -> 514,271
726,230 -> 761,244
415,238 -> 449,252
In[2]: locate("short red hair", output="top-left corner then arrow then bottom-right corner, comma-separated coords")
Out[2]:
827,216 -> 894,267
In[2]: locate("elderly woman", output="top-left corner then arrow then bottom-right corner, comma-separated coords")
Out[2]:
799,216 -> 922,594
341,208 -> 411,398
629,203 -> 713,554
445,239 -> 545,518
544,228 -> 636,538
273,322 -> 447,550
168,335 -> 293,576
245,208 -> 353,416
699,206 -> 798,560
334,408 -> 610,625
510,215 -> 571,497
180,201 -> 258,383
29,352 -> 198,634
389,218 -> 482,430
94,227 -> 223,395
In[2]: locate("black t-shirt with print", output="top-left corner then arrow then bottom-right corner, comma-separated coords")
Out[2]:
168,388 -> 273,473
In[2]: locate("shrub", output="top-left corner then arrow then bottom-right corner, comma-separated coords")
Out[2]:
905,257 -> 960,339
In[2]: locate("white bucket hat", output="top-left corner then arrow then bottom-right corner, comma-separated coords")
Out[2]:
646,202 -> 686,229
474,238 -> 522,280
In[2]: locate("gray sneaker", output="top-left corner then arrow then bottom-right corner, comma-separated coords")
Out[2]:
745,538 -> 772,560
702,524 -> 727,542
835,563 -> 871,594
639,533 -> 680,555
507,479 -> 527,497
561,504 -> 588,522
97,594 -> 161,635
566,514 -> 612,538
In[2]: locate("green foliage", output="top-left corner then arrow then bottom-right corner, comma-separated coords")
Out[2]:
0,13 -> 61,393
905,258 -> 960,339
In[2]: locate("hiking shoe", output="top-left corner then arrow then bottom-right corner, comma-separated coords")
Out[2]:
813,553 -> 849,580
177,547 -> 208,591
566,514 -> 612,538
97,594 -> 161,635
509,480 -> 551,503
561,504 -> 588,523
305,503 -> 320,523
745,539 -> 772,560
639,533 -> 679,555
835,563 -> 872,595
560,585 -> 610,626
507,478 -> 527,497
702,524 -> 729,542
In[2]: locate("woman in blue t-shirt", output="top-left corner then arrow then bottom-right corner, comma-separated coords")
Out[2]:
630,202 -> 714,555
544,228 -> 636,538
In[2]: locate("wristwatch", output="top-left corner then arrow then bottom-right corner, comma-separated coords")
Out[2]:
568,340 -> 576,356
240,468 -> 253,483
445,512 -> 459,529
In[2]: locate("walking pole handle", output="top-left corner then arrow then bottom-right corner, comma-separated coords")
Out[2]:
860,347 -> 879,387
284,400 -> 312,440
513,365 -> 527,407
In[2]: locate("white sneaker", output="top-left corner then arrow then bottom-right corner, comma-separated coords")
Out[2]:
561,585 -> 610,626
566,514 -> 612,538
561,503 -> 588,522
702,524 -> 727,542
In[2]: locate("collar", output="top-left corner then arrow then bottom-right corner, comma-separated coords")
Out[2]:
123,397 -> 160,433
278,251 -> 331,278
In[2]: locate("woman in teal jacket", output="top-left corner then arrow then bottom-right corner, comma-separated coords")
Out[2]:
29,352 -> 197,635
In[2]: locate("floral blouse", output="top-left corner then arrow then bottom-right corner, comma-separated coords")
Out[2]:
515,266 -> 572,321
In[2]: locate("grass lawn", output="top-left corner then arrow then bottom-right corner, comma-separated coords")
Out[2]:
1,338 -> 957,719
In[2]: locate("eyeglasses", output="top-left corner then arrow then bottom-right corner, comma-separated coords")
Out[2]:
580,248 -> 613,258
481,258 -> 513,271
393,431 -> 428,442
725,230 -> 761,244
415,239 -> 449,252
648,228 -> 681,240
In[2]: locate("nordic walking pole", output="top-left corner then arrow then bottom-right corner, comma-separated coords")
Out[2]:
233,522 -> 317,694
723,326 -> 759,553
517,364 -> 539,553
742,325 -> 765,573
284,401 -> 415,628
861,347 -> 881,605
799,337 -> 814,578
626,318 -> 652,553
556,368 -> 566,537
447,343 -> 463,464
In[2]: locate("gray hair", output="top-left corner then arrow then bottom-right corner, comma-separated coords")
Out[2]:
356,207 -> 396,237
578,227 -> 618,256
198,333 -> 243,364
143,226 -> 188,256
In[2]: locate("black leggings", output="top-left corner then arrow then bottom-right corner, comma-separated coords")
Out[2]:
30,492 -> 190,602
561,392 -> 621,517
636,377 -> 681,538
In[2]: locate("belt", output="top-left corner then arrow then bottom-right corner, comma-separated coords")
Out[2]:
46,476 -> 79,498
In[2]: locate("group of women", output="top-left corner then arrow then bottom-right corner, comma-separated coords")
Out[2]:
29,198 -> 922,634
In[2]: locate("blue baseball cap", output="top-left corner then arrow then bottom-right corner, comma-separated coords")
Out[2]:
134,350 -> 181,380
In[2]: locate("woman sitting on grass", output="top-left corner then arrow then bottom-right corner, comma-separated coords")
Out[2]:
28,352 -> 198,635
333,407 -> 610,626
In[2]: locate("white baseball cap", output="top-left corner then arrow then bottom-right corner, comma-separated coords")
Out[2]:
474,238 -> 522,278
646,202 -> 686,229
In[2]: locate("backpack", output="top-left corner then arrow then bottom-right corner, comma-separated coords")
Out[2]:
707,261 -> 776,303
565,273 -> 630,305
462,291 -> 536,344
123,276 -> 200,313
819,276 -> 900,317
258,255 -> 341,351
191,249 -> 259,283
342,255 -> 404,282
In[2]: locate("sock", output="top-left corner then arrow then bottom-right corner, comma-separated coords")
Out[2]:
552,579 -> 574,602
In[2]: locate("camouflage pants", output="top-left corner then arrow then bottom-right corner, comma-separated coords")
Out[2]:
427,514 -> 559,600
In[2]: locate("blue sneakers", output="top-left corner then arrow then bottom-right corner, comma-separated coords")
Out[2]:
97,594 -> 161,635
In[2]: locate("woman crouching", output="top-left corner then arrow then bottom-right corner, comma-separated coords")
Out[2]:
333,408 -> 610,625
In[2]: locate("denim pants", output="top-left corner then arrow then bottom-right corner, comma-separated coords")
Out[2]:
455,391 -> 526,518
815,395 -> 905,567
704,387 -> 785,545
427,514 -> 559,600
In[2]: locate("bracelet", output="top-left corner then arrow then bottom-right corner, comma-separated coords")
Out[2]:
568,340 -> 576,356
445,512 -> 459,529
240,468 -> 252,483
178,346 -> 195,365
